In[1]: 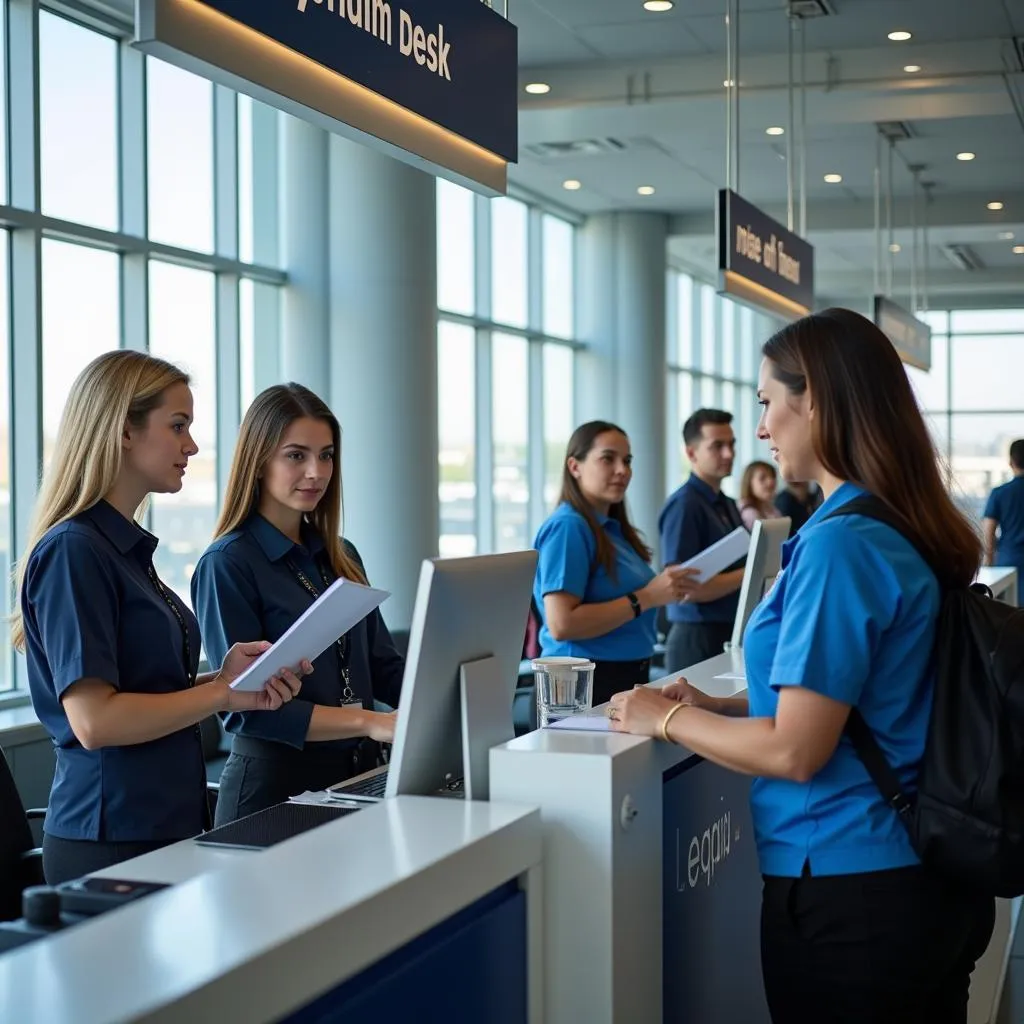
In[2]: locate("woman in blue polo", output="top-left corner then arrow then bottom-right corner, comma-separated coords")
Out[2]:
533,420 -> 696,707
13,351 -> 302,885
192,383 -> 404,826
608,310 -> 994,1023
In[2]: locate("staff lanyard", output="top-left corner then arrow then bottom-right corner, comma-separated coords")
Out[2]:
146,564 -> 196,687
286,555 -> 357,705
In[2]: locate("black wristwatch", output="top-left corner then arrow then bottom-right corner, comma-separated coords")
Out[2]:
626,592 -> 642,619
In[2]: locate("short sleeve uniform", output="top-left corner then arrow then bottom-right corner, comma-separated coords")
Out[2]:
742,483 -> 940,877
21,501 -> 206,842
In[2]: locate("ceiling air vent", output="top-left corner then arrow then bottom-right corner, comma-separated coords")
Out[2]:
942,245 -> 984,272
523,138 -> 627,160
788,0 -> 833,18
876,121 -> 914,142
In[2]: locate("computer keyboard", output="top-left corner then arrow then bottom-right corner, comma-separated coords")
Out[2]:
336,768 -> 389,798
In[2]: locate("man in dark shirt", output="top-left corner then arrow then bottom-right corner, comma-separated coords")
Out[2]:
658,409 -> 746,673
983,439 -> 1024,600
774,481 -> 822,537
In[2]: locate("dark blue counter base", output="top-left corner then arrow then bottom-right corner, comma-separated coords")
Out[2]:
285,882 -> 527,1024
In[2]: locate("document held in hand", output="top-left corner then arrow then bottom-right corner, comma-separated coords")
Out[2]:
678,526 -> 751,585
229,578 -> 390,692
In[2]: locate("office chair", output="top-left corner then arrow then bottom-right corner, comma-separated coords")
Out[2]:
0,747 -> 45,922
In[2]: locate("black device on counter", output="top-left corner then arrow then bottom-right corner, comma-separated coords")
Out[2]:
0,878 -> 171,955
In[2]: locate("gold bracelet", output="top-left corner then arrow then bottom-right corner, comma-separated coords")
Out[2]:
661,702 -> 687,743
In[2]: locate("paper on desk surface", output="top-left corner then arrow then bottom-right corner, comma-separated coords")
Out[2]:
230,578 -> 389,692
546,715 -> 612,732
678,526 -> 750,585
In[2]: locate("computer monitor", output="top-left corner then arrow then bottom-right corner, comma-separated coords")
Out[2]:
729,517 -> 791,649
385,549 -> 538,801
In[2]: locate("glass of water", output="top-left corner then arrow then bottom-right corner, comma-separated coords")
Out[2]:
532,657 -> 595,727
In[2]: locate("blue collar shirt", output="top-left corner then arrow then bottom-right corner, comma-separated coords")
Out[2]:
533,502 -> 657,661
21,501 -> 206,842
191,515 -> 404,752
658,475 -> 746,624
743,482 -> 940,877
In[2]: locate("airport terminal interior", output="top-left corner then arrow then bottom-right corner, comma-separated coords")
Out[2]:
0,0 -> 1022,1020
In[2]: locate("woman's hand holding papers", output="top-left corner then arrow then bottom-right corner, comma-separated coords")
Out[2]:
210,642 -> 311,712
640,566 -> 702,609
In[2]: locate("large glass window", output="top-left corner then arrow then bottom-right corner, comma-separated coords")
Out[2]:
438,321 -> 476,556
40,13 -> 118,230
147,58 -> 214,253
437,186 -> 578,555
148,262 -> 217,604
41,241 -> 120,466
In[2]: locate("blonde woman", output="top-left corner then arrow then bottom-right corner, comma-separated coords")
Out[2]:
13,351 -> 303,885
192,384 -> 402,826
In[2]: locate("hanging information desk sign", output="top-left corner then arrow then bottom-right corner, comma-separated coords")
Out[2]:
717,190 -> 814,320
873,295 -> 932,371
135,0 -> 517,195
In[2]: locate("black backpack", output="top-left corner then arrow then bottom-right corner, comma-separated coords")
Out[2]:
824,495 -> 1024,897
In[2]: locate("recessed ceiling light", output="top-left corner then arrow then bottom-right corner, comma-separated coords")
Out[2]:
643,0 -> 674,10
1014,246 -> 1024,255
998,231 -> 1015,240
987,201 -> 1004,211
562,179 -> 582,192
637,186 -> 656,196
889,243 -> 902,253
956,152 -> 976,161
524,82 -> 550,95
765,126 -> 785,136
824,173 -> 843,183
903,65 -> 922,73
888,30 -> 912,41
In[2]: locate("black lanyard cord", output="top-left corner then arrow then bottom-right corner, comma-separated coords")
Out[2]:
146,564 -> 195,687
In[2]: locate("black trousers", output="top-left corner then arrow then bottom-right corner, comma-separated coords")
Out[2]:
214,737 -> 382,827
665,620 -> 733,674
761,865 -> 995,1024
591,658 -> 650,706
42,835 -> 176,886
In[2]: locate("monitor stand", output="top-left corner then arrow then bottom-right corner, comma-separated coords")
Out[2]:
459,655 -> 513,801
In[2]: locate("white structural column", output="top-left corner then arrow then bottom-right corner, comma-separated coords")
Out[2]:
576,212 -> 668,555
327,136 -> 439,629
280,114 -> 331,388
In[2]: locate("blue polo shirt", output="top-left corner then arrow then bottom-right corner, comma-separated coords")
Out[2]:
984,476 -> 1024,573
533,502 -> 656,661
21,501 -> 207,842
658,476 -> 745,624
191,515 -> 404,752
743,482 -> 939,877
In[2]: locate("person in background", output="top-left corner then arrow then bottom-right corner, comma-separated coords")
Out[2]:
609,308 -> 994,1024
738,460 -> 784,530
13,352 -> 302,885
533,420 -> 698,706
774,480 -> 822,536
983,439 -> 1024,596
192,384 -> 403,825
658,409 -> 747,674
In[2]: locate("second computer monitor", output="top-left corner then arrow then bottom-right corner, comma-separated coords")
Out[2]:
730,517 -> 791,649
386,549 -> 538,801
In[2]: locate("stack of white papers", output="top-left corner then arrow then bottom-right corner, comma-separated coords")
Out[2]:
229,577 -> 389,692
678,526 -> 750,585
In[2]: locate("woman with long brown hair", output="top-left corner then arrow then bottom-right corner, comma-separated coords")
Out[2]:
608,309 -> 993,1023
532,420 -> 699,705
737,459 -> 783,530
192,383 -> 403,825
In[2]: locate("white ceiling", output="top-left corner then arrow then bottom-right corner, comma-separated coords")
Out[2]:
511,0 -> 1024,306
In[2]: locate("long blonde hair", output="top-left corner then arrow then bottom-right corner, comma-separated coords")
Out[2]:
12,350 -> 190,651
214,384 -> 366,585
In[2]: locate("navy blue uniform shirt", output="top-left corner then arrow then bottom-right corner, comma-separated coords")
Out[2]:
22,500 -> 206,842
192,515 -> 404,752
658,476 -> 745,624
984,476 -> 1024,574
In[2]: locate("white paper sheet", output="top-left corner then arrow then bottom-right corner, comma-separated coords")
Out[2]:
546,715 -> 612,732
678,526 -> 750,585
713,672 -> 746,681
229,577 -> 389,692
